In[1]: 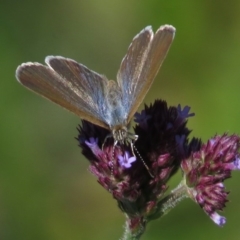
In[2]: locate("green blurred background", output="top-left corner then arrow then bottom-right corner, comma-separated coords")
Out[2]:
1,0 -> 240,239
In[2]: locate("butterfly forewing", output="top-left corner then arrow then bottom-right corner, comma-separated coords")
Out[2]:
133,25 -> 175,107
117,25 -> 175,124
117,26 -> 153,116
16,60 -> 109,129
45,56 -> 111,124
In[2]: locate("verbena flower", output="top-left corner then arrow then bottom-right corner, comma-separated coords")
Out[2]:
76,100 -> 194,233
181,134 -> 240,226
76,99 -> 240,236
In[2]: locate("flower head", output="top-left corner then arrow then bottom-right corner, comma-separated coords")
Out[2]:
181,134 -> 240,226
76,100 -> 194,226
76,99 -> 240,230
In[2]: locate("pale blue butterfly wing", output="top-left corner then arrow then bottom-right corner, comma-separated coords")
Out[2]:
117,25 -> 175,124
45,56 -> 125,128
16,57 -> 110,129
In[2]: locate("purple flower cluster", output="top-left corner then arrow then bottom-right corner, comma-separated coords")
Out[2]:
181,134 -> 240,226
76,99 -> 240,231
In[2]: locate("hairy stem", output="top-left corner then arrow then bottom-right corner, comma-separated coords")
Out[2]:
148,181 -> 188,221
121,216 -> 146,240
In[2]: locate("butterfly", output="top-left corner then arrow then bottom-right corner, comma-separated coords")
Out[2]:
16,25 -> 175,146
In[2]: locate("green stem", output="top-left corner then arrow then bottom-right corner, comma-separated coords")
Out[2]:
121,181 -> 189,239
148,181 -> 188,221
121,216 -> 145,240
160,182 -> 188,215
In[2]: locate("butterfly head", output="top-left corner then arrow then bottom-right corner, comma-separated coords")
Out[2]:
112,125 -> 129,145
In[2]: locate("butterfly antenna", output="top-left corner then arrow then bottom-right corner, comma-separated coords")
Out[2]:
132,143 -> 154,178
110,141 -> 117,179
102,134 -> 112,150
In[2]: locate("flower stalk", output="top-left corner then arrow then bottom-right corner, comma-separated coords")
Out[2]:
121,216 -> 146,240
148,181 -> 188,221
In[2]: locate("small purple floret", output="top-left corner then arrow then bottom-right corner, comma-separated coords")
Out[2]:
134,110 -> 151,124
177,105 -> 195,119
233,156 -> 240,170
118,152 -> 136,169
85,137 -> 98,148
210,212 -> 226,226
